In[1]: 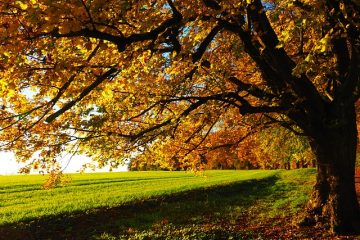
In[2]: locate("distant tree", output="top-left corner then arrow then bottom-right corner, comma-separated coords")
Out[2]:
189,123 -> 314,170
0,0 -> 358,233
254,126 -> 315,169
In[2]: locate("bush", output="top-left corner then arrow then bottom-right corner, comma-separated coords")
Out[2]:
42,171 -> 71,189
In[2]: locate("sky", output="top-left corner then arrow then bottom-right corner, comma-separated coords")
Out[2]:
0,151 -> 128,175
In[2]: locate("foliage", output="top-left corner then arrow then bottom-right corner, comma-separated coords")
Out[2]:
129,124 -> 315,170
0,0 -> 357,172
253,127 -> 314,169
42,170 -> 72,189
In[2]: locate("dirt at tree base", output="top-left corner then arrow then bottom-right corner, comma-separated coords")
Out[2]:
1,203 -> 359,240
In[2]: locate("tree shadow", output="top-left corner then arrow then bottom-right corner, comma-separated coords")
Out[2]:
0,176 -> 280,240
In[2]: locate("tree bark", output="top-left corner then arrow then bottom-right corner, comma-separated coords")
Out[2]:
302,104 -> 360,234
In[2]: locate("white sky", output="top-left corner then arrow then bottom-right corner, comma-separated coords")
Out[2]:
0,151 -> 128,175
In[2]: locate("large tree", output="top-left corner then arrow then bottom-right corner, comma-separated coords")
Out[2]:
0,0 -> 358,234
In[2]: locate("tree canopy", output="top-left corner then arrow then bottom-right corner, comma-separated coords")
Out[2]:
0,0 -> 357,171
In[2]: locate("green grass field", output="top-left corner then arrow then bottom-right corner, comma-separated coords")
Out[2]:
0,170 -> 278,225
0,169 -> 322,239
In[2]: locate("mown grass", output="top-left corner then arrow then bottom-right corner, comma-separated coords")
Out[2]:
0,170 -> 277,225
0,169 -> 321,240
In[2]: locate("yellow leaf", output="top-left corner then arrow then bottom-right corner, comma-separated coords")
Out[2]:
101,88 -> 113,100
275,43 -> 283,49
3,51 -> 11,57
16,1 -> 28,10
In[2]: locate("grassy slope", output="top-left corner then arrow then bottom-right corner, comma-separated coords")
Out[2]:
105,169 -> 318,240
0,170 -> 276,225
0,169 -> 336,240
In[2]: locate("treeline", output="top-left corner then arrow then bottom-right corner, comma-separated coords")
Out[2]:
128,126 -> 316,171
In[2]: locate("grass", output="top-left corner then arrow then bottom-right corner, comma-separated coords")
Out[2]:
0,169 -> 329,239
0,170 -> 277,225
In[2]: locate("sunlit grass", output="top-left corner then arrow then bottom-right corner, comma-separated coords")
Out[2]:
0,170 -> 278,225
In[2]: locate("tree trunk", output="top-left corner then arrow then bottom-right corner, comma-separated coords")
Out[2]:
286,162 -> 290,170
311,159 -> 316,168
302,105 -> 360,234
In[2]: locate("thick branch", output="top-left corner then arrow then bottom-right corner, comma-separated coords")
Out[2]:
35,9 -> 183,52
192,24 -> 223,63
228,76 -> 276,100
221,20 -> 286,92
239,105 -> 287,114
46,68 -> 118,123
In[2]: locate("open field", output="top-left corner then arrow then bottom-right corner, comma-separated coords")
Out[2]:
1,169 -> 359,239
0,170 -> 277,225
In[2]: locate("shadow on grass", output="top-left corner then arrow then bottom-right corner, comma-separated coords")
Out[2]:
0,175 -> 281,240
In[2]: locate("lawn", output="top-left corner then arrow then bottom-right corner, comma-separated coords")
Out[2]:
1,169 -> 343,240
0,170 -> 277,225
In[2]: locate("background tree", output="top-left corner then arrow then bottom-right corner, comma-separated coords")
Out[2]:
0,0 -> 358,233
254,126 -> 315,169
128,115 -> 315,171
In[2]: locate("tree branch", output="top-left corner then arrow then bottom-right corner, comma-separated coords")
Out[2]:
46,68 -> 118,123
192,24 -> 223,63
228,76 -> 276,100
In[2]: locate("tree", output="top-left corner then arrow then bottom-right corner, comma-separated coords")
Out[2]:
254,126 -> 315,169
131,116 -> 315,171
0,0 -> 358,233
